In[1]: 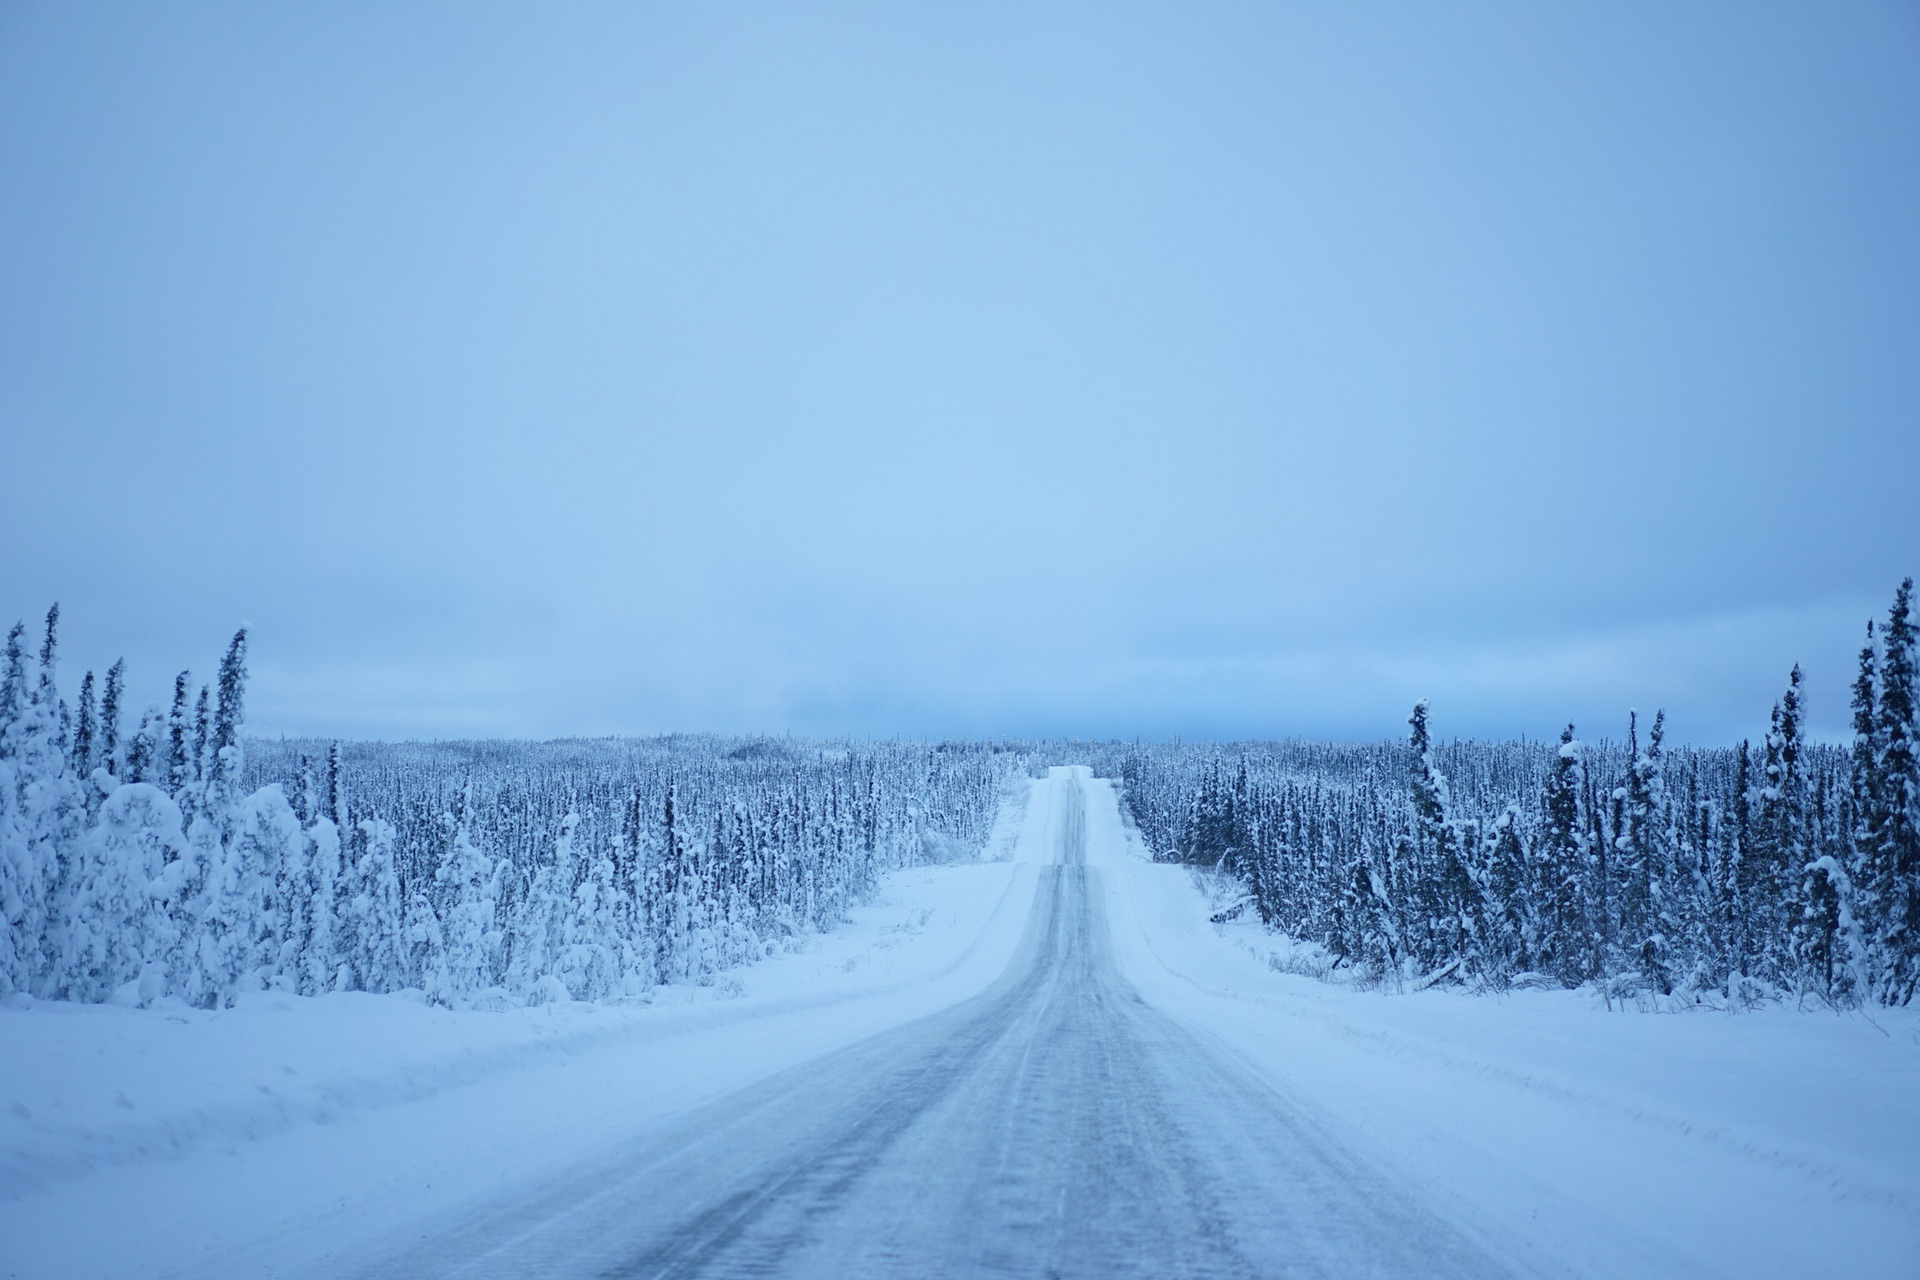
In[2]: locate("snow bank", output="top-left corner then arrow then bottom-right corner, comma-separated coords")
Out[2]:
1082,772 -> 1920,1280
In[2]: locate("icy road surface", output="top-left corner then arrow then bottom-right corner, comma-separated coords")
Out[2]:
352,769 -> 1506,1280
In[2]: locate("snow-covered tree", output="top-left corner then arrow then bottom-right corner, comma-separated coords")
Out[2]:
430,785 -> 502,1004
55,782 -> 184,1003
1868,579 -> 1919,1003
99,659 -> 124,779
1533,726 -> 1590,984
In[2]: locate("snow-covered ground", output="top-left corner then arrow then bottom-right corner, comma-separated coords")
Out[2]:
4,767 -> 1916,1279
1085,774 -> 1920,1279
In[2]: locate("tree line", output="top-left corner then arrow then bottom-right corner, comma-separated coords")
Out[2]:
9,579 -> 1914,1011
1103,579 -> 1920,1007
0,608 -> 1026,1008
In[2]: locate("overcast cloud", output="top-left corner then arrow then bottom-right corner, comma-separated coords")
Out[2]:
2,3 -> 1915,745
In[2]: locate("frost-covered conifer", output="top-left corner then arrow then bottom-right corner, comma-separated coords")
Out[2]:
1532,727 -> 1589,984
1614,710 -> 1675,993
556,813 -> 621,999
1795,848 -> 1857,1006
203,786 -> 303,1000
166,672 -> 192,798
190,683 -> 211,788
71,670 -> 96,777
432,784 -> 502,1004
99,659 -> 124,778
298,809 -> 341,995
207,629 -> 248,812
0,622 -> 36,995
22,607 -> 86,997
1404,701 -> 1478,977
341,816 -> 405,992
1871,578 -> 1919,1003
56,782 -> 184,1003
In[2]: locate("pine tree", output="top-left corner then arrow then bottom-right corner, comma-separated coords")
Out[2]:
1406,701 -> 1476,978
166,672 -> 192,797
1615,710 -> 1676,994
342,816 -> 405,992
0,622 -> 35,994
99,659 -> 125,778
1795,846 -> 1857,1006
299,806 -> 342,995
57,782 -> 184,1003
1726,741 -> 1757,996
207,629 -> 248,811
71,670 -> 96,778
123,709 -> 158,784
1750,668 -> 1811,984
1482,805 -> 1528,979
1872,578 -> 1919,1003
191,683 -> 211,784
432,782 -> 502,1004
203,786 -> 303,1000
556,812 -> 619,1000
505,824 -> 570,1000
1534,726 -> 1590,985
23,606 -> 86,997
323,742 -> 343,826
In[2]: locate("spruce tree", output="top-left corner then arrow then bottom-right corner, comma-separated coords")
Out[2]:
1795,844 -> 1856,1006
1534,726 -> 1590,985
1406,701 -> 1476,978
190,683 -> 211,786
433,781 -> 502,1003
122,709 -> 158,784
26,606 -> 86,996
99,659 -> 124,777
166,672 -> 192,798
1754,668 -> 1809,983
323,742 -> 343,827
1873,578 -> 1919,1003
0,622 -> 32,994
1848,622 -> 1882,980
1616,710 -> 1676,994
208,628 -> 248,810
1726,742 -> 1756,995
71,670 -> 96,777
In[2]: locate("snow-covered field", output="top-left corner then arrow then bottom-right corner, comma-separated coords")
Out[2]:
4,767 -> 1916,1279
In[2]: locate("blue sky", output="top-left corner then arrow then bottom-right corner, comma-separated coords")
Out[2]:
2,3 -> 1916,745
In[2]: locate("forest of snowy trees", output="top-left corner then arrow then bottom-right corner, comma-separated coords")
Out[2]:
5,580 -> 1916,1011
1106,580 -> 1920,1008
0,608 -> 1026,1008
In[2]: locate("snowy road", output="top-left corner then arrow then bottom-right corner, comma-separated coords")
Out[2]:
351,770 -> 1508,1280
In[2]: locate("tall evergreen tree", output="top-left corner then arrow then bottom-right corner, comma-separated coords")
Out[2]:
1872,578 -> 1919,1003
99,659 -> 125,778
1530,727 -> 1590,984
123,708 -> 159,784
207,628 -> 248,810
71,670 -> 97,777
166,672 -> 192,797
190,683 -> 211,787
1405,701 -> 1477,978
1849,620 -> 1881,952
1615,710 -> 1676,993
0,622 -> 34,994
1753,669 -> 1810,983
431,782 -> 502,1004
